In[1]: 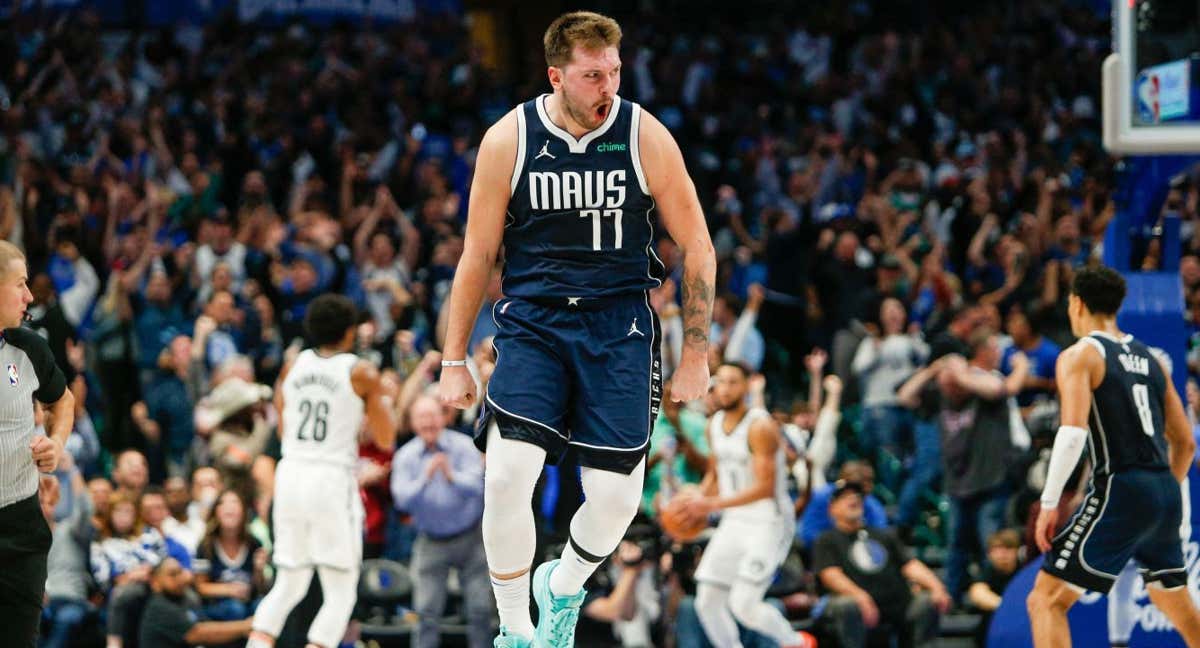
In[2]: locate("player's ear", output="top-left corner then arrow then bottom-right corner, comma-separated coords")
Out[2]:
547,65 -> 563,90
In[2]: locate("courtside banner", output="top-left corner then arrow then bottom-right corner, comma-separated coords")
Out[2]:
989,467 -> 1200,647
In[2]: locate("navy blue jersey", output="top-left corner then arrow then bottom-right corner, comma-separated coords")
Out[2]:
1083,332 -> 1170,478
503,94 -> 664,298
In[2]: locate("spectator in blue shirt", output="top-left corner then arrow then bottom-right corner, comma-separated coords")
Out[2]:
390,395 -> 493,648
1000,306 -> 1059,408
134,335 -> 197,482
800,462 -> 889,547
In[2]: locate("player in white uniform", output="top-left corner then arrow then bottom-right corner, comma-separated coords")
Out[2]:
682,363 -> 809,647
247,295 -> 398,648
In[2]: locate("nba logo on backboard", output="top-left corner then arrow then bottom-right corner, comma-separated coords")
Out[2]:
1136,72 -> 1160,124
7,363 -> 17,387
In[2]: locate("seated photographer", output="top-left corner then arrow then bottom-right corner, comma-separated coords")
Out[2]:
575,540 -> 658,647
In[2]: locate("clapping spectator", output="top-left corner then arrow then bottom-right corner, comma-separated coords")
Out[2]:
390,396 -> 492,648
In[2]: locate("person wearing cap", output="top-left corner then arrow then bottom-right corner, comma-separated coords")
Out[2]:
798,461 -> 888,548
0,240 -> 75,647
812,481 -> 948,648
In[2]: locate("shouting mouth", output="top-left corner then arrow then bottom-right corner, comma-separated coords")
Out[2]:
595,102 -> 611,121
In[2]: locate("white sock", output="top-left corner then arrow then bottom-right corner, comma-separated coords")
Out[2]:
549,460 -> 646,598
550,541 -> 603,598
492,572 -> 535,638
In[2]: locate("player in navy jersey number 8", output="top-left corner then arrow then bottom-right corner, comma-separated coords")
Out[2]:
1027,266 -> 1200,647
438,11 -> 715,648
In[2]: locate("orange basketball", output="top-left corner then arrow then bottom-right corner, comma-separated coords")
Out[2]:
659,491 -> 709,542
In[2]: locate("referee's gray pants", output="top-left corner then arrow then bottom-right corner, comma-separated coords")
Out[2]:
411,523 -> 495,648
0,494 -> 51,648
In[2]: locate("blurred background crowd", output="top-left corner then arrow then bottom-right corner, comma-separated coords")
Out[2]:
4,0 -> 1191,646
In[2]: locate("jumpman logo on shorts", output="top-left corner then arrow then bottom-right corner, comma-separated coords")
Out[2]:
627,317 -> 644,337
535,140 -> 556,160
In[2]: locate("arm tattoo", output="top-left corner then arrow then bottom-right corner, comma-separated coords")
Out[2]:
679,256 -> 713,352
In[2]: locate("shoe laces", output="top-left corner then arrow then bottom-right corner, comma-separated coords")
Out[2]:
545,602 -> 580,644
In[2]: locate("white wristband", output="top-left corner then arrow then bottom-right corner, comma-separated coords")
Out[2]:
441,359 -> 468,367
1041,425 -> 1089,508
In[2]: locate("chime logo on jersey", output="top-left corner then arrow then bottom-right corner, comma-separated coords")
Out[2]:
7,363 -> 17,387
528,169 -> 627,211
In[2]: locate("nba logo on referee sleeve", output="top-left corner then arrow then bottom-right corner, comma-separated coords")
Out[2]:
7,363 -> 17,387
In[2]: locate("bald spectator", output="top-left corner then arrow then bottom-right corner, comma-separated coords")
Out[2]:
390,396 -> 492,648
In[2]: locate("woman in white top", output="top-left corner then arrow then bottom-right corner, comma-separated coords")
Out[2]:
851,297 -> 929,455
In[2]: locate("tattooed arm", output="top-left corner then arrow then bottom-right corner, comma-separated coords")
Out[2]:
638,108 -> 716,402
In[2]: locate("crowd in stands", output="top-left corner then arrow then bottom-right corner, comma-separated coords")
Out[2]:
3,0 -> 1191,646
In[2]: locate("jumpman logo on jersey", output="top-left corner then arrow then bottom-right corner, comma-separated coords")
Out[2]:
535,140 -> 556,160
627,317 -> 644,337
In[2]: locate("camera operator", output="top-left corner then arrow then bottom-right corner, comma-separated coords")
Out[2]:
575,540 -> 657,648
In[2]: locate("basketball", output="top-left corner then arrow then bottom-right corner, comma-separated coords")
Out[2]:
659,491 -> 709,542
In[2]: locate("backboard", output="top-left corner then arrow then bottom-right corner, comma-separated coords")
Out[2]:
1103,0 -> 1200,154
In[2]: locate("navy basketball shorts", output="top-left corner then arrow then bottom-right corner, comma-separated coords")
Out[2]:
1042,468 -> 1186,593
476,293 -> 663,474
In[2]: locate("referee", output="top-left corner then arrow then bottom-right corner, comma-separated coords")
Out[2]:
0,240 -> 74,647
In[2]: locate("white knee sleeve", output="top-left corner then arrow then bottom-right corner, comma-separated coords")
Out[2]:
1108,561 -> 1139,646
728,580 -> 796,645
253,567 -> 315,638
308,565 -> 359,648
695,583 -> 741,648
482,423 -> 546,574
570,460 -> 645,557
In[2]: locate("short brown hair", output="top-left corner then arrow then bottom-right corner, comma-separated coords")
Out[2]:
543,11 -> 622,68
0,240 -> 25,279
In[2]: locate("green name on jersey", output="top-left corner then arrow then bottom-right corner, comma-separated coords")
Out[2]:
596,142 -> 627,153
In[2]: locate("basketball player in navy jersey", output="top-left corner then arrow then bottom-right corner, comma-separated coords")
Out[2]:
1027,266 -> 1200,647
439,11 -> 714,648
